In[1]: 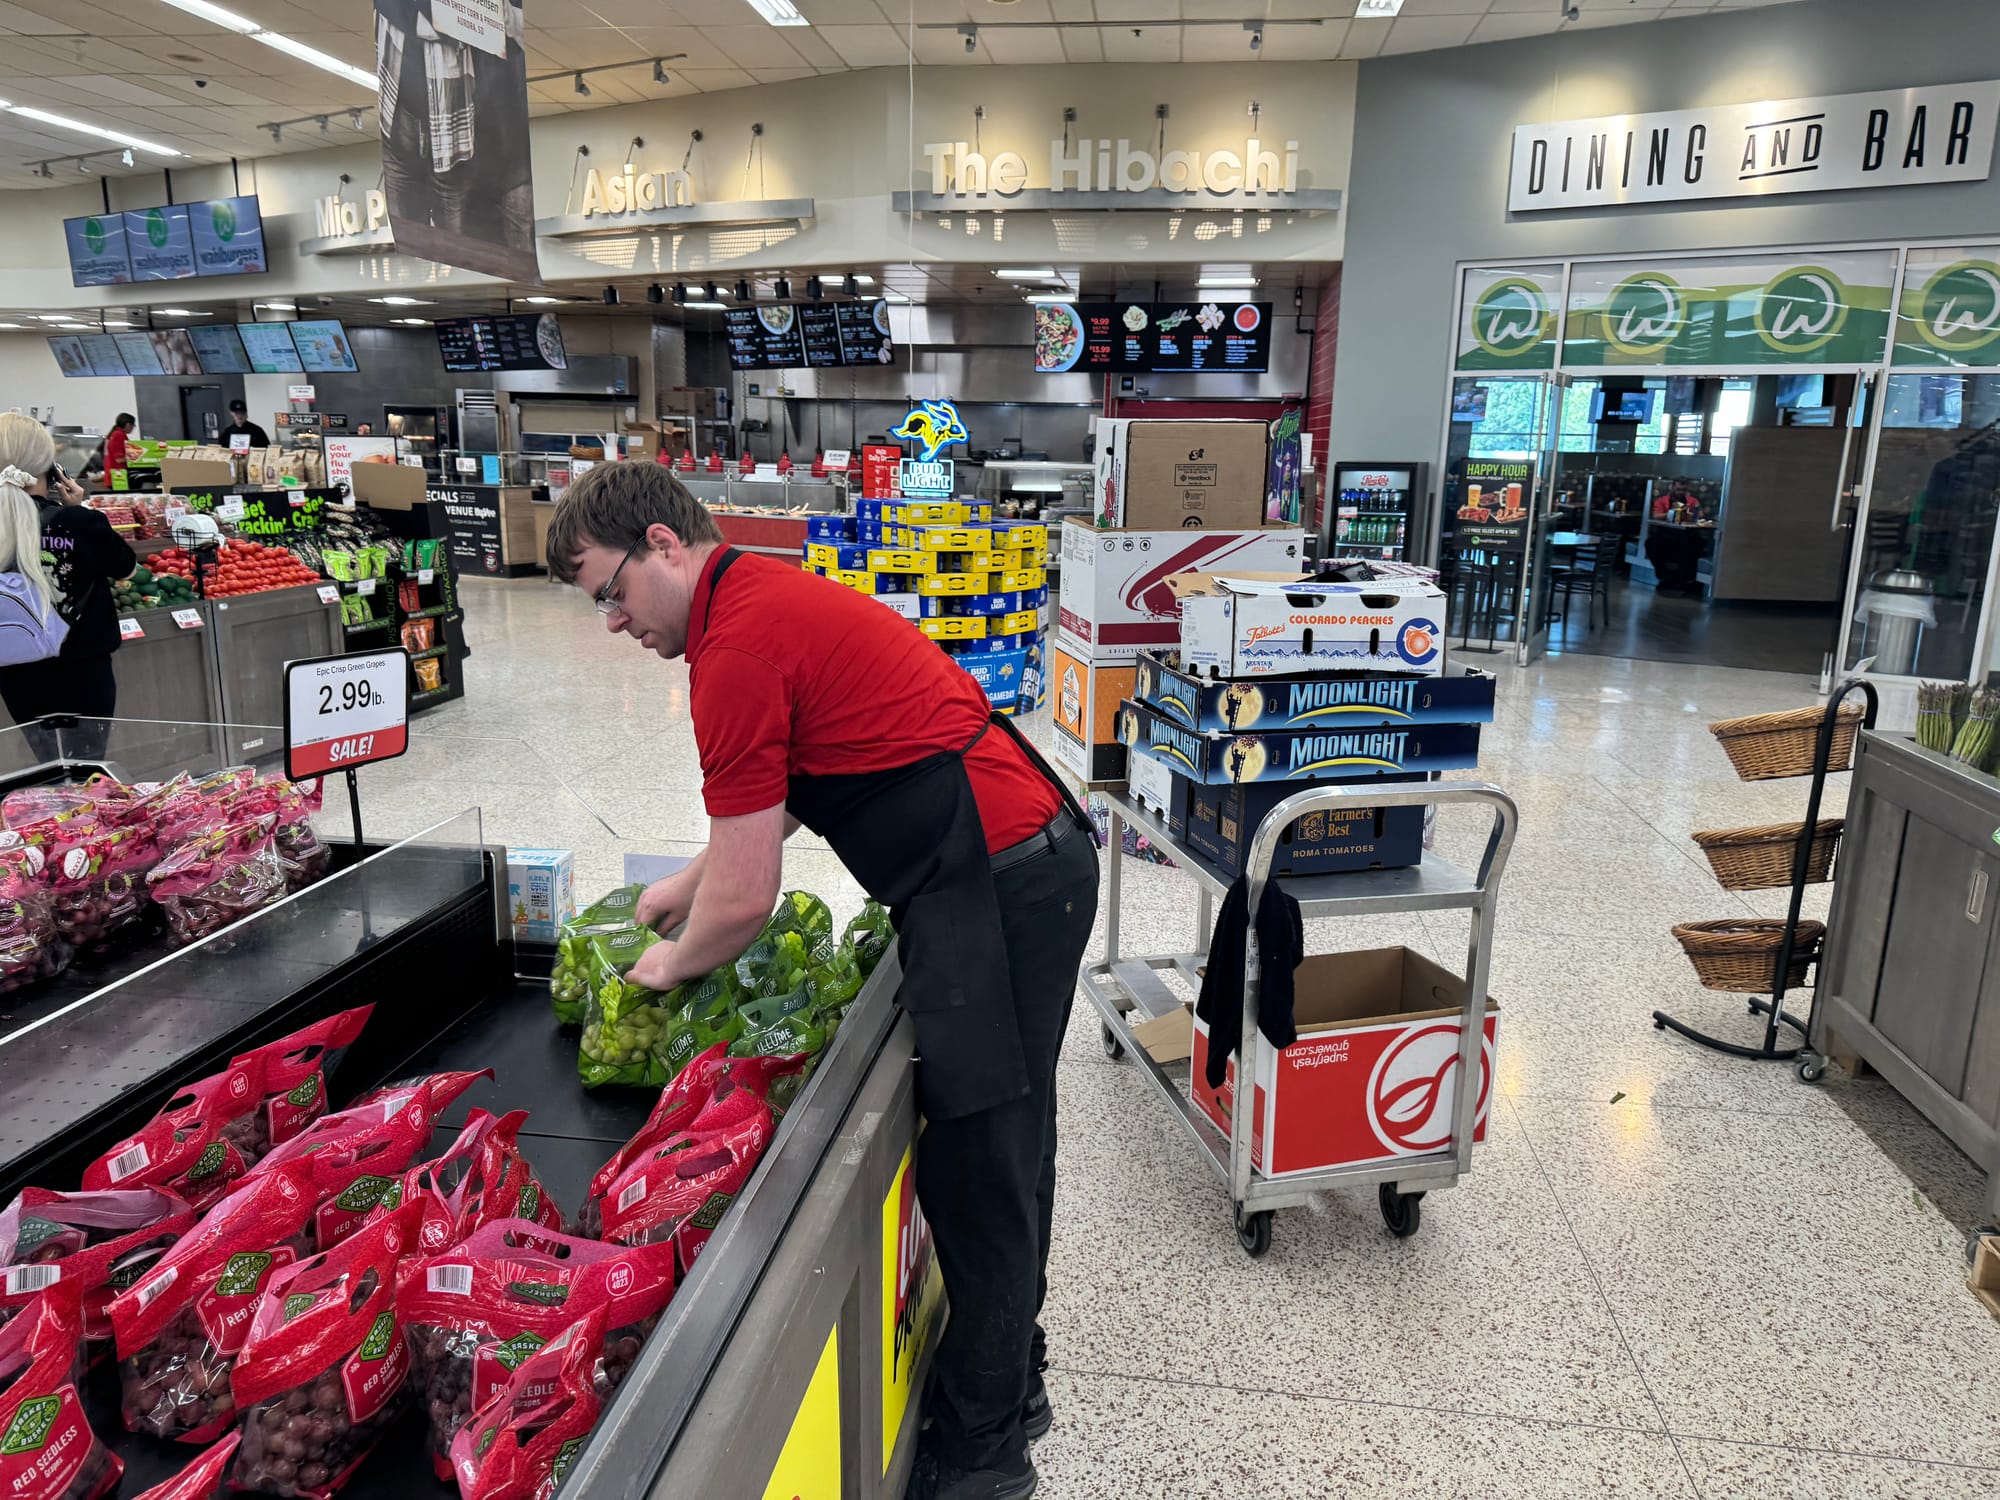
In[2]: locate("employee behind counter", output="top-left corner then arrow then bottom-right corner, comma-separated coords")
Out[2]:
547,464 -> 1099,1500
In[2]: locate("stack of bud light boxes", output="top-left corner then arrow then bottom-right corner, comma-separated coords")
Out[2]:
802,500 -> 1050,715
1115,569 -> 1496,882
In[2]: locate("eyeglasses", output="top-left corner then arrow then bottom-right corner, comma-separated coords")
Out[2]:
593,544 -> 642,617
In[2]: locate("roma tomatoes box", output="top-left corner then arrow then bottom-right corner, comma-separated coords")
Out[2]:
1189,948 -> 1499,1177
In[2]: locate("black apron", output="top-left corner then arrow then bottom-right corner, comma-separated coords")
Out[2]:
700,547 -> 1090,1121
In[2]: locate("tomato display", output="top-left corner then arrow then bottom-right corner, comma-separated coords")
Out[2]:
147,542 -> 322,600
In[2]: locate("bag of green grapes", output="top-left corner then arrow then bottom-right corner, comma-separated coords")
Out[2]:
549,884 -> 646,1025
577,930 -> 671,1088
842,900 -> 893,977
764,891 -> 835,963
652,968 -> 746,1082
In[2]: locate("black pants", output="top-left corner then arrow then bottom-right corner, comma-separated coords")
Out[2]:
916,822 -> 1098,1473
0,653 -> 115,763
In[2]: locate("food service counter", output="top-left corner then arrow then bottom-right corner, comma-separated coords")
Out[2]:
0,791 -> 936,1500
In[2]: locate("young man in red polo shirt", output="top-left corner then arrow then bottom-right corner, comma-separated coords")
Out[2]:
549,464 -> 1097,1500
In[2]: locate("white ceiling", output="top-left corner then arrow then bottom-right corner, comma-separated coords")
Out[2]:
0,0 -> 1804,189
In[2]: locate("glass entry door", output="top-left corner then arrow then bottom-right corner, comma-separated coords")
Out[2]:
1515,374 -> 1569,664
1441,374 -> 1560,654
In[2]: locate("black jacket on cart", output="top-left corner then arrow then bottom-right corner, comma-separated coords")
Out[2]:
1196,875 -> 1305,1088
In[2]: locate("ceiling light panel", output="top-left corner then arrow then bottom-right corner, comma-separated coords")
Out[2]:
743,0 -> 810,26
156,0 -> 258,32
0,103 -> 182,156
250,32 -> 379,91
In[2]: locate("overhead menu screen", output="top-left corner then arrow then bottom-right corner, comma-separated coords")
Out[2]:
77,334 -> 128,376
239,322 -> 305,373
724,301 -> 894,370
1033,300 -> 1272,373
63,214 -> 131,286
435,313 -> 568,372
288,319 -> 357,373
148,328 -> 201,375
187,324 -> 251,374
112,331 -> 167,376
189,195 -> 267,277
124,205 -> 197,281
47,337 -> 88,378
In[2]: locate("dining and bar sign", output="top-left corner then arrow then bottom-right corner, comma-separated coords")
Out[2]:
1508,81 -> 1999,212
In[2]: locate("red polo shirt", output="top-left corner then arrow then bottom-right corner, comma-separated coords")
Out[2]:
684,549 -> 1061,855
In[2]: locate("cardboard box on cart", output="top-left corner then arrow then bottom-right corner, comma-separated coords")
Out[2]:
1091,418 -> 1269,530
1049,640 -> 1134,785
1189,948 -> 1499,1177
1055,519 -> 1306,663
1175,573 -> 1448,680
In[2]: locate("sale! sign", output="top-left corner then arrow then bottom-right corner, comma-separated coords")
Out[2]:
283,650 -> 412,780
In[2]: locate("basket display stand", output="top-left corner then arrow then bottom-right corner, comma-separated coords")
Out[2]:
1654,677 -> 1879,1078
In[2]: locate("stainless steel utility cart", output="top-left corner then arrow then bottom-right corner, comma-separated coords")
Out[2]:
1082,780 -> 1517,1256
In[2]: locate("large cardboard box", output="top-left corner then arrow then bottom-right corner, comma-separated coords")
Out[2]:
1055,519 -> 1305,663
1189,948 -> 1498,1177
1182,783 -> 1423,879
1049,642 -> 1133,786
350,461 -> 429,511
1176,573 -> 1447,679
1092,418 -> 1268,530
159,456 -> 236,491
1119,696 -> 1481,785
1135,653 -> 1496,734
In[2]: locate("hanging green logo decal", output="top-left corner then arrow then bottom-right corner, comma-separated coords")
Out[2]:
1755,266 -> 1849,355
1601,274 -> 1684,357
83,218 -> 106,255
1470,277 -> 1550,359
1911,260 -> 2000,354
145,209 -> 170,249
211,200 -> 236,242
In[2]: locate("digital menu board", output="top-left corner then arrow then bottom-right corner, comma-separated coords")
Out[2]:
1033,300 -> 1271,374
187,324 -> 251,374
148,328 -> 201,375
725,301 -> 894,370
63,214 -> 131,287
239,322 -> 305,374
189,195 -> 267,277
435,313 -> 568,372
837,300 -> 893,365
288,320 -> 357,373
124,205 -> 197,281
77,334 -> 128,376
47,337 -> 89,378
112,331 -> 166,376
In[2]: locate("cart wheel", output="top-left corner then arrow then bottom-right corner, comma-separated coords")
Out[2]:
1100,1022 -> 1125,1061
1379,1184 -> 1424,1238
1235,1210 -> 1273,1259
1795,1054 -> 1825,1084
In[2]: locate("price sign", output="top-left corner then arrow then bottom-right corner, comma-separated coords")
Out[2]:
118,617 -> 143,641
316,585 -> 339,605
455,456 -> 478,474
171,608 -> 203,631
284,649 -> 411,780
356,578 -> 376,596
417,568 -> 434,585
229,434 -> 251,453
288,384 -> 316,403
217,498 -> 246,521
822,448 -> 851,469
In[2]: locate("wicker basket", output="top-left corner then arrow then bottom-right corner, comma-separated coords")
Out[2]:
1671,918 -> 1825,992
1708,704 -> 1863,781
1691,819 -> 1844,891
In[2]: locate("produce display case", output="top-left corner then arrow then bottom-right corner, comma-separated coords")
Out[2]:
0,776 -> 938,1498
354,498 -> 470,713
208,586 -> 343,760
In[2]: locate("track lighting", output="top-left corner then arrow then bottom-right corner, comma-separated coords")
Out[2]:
349,110 -> 364,130
1249,25 -> 1262,49
734,279 -> 751,302
773,277 -> 791,300
602,285 -> 618,305
574,72 -> 590,96
806,276 -> 822,300
704,283 -> 719,303
268,123 -> 281,142
647,283 -> 665,304
653,59 -> 669,85
960,24 -> 977,52
672,283 -> 688,305
316,115 -> 329,134
843,274 -> 858,297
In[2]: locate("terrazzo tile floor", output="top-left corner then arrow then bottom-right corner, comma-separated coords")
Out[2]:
335,577 -> 1999,1499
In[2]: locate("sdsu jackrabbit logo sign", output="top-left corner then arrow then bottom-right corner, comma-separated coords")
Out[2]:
1364,1022 -> 1496,1157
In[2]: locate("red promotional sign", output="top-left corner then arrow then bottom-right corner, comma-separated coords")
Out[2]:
283,649 -> 412,781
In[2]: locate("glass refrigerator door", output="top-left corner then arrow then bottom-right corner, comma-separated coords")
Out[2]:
1333,464 -> 1414,561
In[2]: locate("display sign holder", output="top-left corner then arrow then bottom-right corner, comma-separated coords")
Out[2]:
283,647 -> 412,844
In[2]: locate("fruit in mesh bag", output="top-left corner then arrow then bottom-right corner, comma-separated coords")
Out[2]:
0,1188 -> 196,1346
47,823 -> 158,954
228,1203 -> 425,1500
576,1044 -> 732,1239
0,876 -> 69,997
129,1431 -> 239,1500
0,1280 -> 123,1500
221,1008 -> 374,1166
109,1164 -> 318,1444
82,1060 -> 261,1212
403,1223 -> 675,1479
447,1305 -> 608,1500
365,1109 -> 566,1257
599,1107 -> 775,1274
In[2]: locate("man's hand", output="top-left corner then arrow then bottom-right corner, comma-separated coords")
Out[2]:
626,938 -> 685,995
637,860 -> 702,933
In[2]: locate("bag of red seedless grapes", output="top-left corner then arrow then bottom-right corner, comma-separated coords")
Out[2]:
574,1044 -> 732,1239
248,1087 -> 443,1252
373,1109 -> 565,1257
129,1432 -> 238,1500
0,1280 -> 123,1500
598,1105 -> 775,1274
447,1305 -> 608,1500
108,1163 -> 319,1444
402,1221 -> 676,1479
228,1202 -> 425,1499
223,1007 -> 374,1165
0,1187 -> 195,1345
82,1060 -> 263,1211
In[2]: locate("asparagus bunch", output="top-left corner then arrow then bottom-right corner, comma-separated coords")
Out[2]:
1950,686 -> 2000,773
1916,680 -> 1962,753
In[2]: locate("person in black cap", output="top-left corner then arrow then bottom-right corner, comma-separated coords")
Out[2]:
225,400 -> 270,450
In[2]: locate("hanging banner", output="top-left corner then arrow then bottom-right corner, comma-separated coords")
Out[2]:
1559,250 -> 1897,368
1455,265 -> 1561,372
1891,245 -> 2000,368
374,0 -> 540,283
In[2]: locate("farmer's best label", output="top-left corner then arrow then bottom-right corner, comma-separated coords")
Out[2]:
342,1309 -> 409,1423
0,1386 -> 92,1496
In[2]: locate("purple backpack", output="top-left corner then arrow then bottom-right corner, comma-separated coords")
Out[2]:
0,571 -> 66,667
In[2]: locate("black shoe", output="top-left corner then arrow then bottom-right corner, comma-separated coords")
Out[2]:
905,1449 -> 1039,1500
1022,1374 -> 1052,1442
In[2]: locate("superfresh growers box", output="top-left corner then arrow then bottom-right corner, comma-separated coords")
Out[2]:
1118,697 -> 1480,785
1135,653 -> 1495,734
1176,573 -> 1446,680
507,848 -> 575,942
1056,519 -> 1305,664
1189,948 -> 1498,1177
